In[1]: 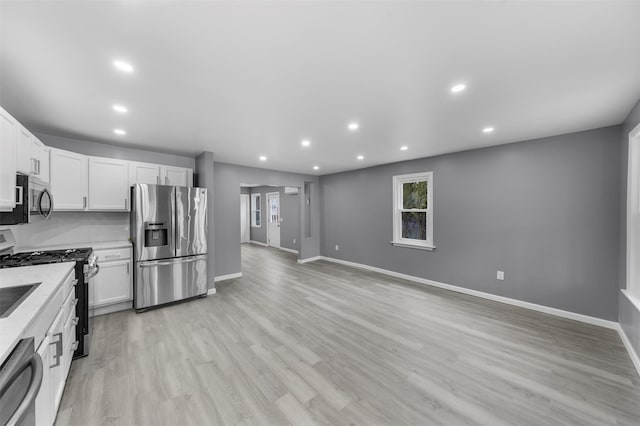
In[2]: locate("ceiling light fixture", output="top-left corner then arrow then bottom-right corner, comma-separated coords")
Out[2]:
259,156 -> 267,161
450,83 -> 466,93
357,155 -> 364,160
113,129 -> 126,135
483,126 -> 495,133
313,166 -> 319,170
301,139 -> 311,147
348,122 -> 359,131
113,60 -> 134,73
400,146 -> 408,151
112,104 -> 128,113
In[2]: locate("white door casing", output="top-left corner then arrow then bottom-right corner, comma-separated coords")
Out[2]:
240,194 -> 250,243
627,122 -> 640,302
266,192 -> 280,248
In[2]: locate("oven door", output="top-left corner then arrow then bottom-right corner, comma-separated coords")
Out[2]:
29,181 -> 53,221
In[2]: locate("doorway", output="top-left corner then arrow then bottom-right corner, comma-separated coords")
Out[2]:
240,194 -> 250,243
266,192 -> 281,248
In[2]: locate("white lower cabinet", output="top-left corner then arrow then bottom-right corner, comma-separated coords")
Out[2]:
34,268 -> 77,426
90,245 -> 133,314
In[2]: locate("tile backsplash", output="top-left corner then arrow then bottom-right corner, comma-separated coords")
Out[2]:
4,211 -> 130,250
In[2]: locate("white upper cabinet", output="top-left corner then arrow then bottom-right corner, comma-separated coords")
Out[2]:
31,136 -> 49,183
15,123 -> 32,175
160,165 -> 192,186
129,161 -> 161,186
0,107 -> 17,211
88,157 -> 129,211
50,148 -> 88,211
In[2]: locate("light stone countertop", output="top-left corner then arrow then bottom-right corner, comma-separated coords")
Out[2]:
0,262 -> 75,363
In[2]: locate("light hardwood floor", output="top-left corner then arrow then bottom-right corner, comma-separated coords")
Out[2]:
57,244 -> 640,425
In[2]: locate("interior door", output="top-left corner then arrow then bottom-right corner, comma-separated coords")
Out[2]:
240,194 -> 250,243
266,192 -> 280,248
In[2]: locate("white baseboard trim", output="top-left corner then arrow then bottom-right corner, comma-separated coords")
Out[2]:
297,256 -> 322,264
215,272 -> 243,282
279,247 -> 299,254
90,301 -> 132,317
316,256 -> 618,330
249,240 -> 268,247
616,323 -> 640,376
207,287 -> 217,295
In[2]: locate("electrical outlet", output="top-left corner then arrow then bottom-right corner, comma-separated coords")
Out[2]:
497,270 -> 504,280
335,244 -> 339,251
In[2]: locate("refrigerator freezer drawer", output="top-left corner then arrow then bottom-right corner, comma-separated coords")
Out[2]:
134,254 -> 207,310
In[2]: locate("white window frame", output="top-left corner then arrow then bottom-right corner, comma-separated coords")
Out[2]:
251,193 -> 261,227
392,171 -> 434,250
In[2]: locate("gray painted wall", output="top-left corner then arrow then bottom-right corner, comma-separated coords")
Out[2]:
35,132 -> 196,169
619,97 -> 640,360
319,126 -> 622,321
248,186 -> 300,252
195,152 -> 215,290
214,163 -> 319,277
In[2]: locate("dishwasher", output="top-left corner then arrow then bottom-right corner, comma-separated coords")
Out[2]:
0,337 -> 43,426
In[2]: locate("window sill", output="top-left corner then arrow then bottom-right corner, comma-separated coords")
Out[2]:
391,241 -> 435,251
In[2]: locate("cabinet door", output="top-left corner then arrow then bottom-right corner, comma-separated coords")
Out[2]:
91,259 -> 132,307
0,107 -> 17,211
31,137 -> 47,182
129,161 -> 160,186
40,147 -> 50,185
35,334 -> 52,426
16,124 -> 32,175
48,308 -> 66,413
50,148 -> 88,210
160,165 -> 189,186
88,156 -> 129,210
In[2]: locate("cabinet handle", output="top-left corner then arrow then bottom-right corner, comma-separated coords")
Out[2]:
31,158 -> 36,174
165,176 -> 168,185
37,159 -> 41,175
72,317 -> 79,326
126,262 -> 130,274
83,196 -> 87,208
105,254 -> 120,259
50,332 -> 63,368
156,175 -> 160,184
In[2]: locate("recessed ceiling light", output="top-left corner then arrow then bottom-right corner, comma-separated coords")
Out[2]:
400,146 -> 408,151
451,83 -> 466,93
357,155 -> 364,160
301,139 -> 311,147
112,104 -> 128,113
113,129 -> 126,135
348,122 -> 359,131
113,60 -> 134,73
259,156 -> 267,161
483,126 -> 495,133
313,165 -> 319,170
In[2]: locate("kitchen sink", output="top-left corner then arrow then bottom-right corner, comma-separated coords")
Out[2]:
0,283 -> 41,318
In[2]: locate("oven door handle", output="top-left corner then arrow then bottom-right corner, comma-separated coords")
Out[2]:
87,264 -> 100,279
2,352 -> 43,426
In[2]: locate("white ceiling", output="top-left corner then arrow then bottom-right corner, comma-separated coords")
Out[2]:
1,1 -> 639,175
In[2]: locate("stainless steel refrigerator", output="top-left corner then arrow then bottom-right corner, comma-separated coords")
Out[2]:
130,184 -> 208,311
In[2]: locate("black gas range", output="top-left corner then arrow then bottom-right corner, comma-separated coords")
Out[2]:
0,246 -> 98,359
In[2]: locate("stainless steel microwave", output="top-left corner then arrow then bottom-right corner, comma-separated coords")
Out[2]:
0,174 -> 53,225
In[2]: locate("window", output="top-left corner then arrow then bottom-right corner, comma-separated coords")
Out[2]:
251,193 -> 261,227
392,171 -> 434,250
